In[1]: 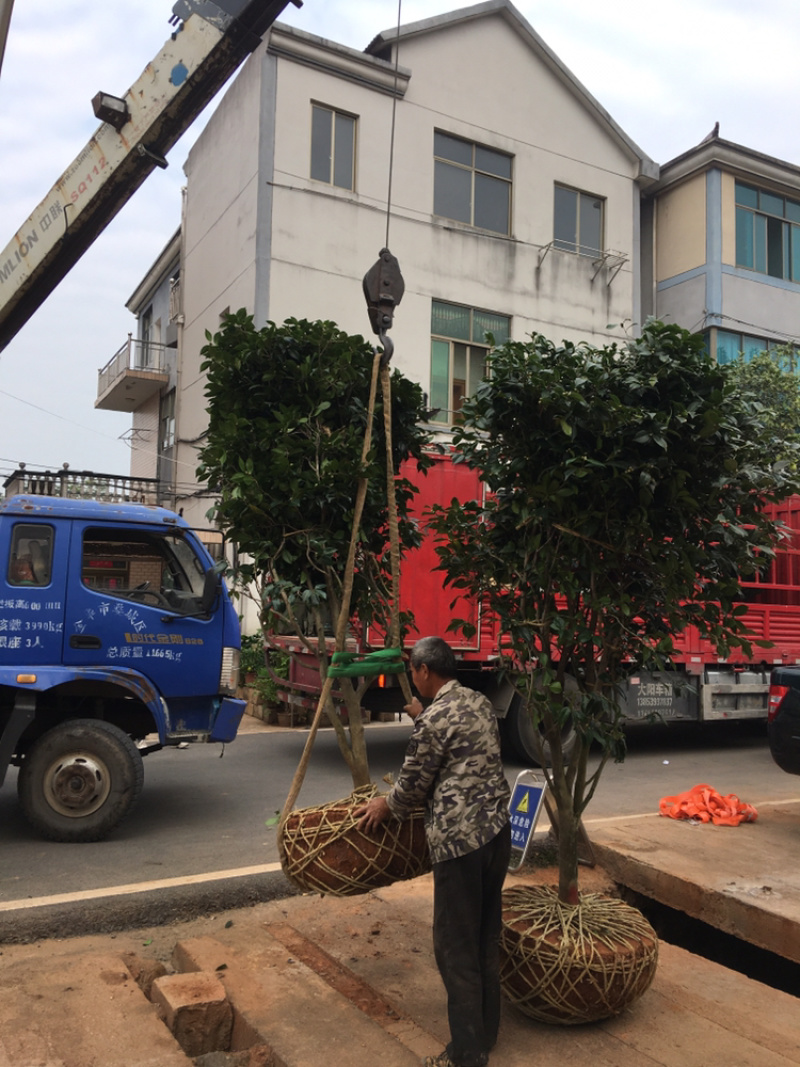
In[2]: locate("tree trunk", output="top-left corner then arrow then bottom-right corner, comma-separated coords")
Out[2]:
545,715 -> 585,906
340,677 -> 370,788
551,774 -> 580,905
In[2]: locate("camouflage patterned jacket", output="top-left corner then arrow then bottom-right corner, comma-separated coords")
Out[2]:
385,678 -> 510,863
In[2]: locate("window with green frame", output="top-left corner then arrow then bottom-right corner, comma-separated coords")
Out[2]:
735,181 -> 800,282
430,301 -> 510,424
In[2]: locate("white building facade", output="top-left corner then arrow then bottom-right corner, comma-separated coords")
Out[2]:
147,1 -> 656,526
98,0 -> 800,550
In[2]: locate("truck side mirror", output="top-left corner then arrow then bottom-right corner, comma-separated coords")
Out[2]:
201,560 -> 226,614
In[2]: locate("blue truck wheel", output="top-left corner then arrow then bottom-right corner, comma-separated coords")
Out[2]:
17,719 -> 144,842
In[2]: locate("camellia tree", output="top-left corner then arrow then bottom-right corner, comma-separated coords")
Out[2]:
429,319 -> 800,905
726,346 -> 800,466
197,312 -> 433,787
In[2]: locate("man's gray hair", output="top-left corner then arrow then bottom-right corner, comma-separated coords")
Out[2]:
409,636 -> 456,677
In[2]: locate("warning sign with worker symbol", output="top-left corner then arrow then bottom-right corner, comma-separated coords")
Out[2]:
507,770 -> 547,870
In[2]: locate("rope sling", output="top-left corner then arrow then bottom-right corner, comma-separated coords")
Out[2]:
276,248 -> 432,895
276,5 -> 429,894
276,346 -> 430,896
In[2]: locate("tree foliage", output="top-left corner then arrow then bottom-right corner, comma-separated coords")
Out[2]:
725,346 -> 800,467
429,319 -> 800,902
197,312 -> 433,784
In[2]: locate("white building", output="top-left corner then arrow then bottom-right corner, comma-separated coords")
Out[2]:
96,0 -> 800,543
98,0 -> 657,528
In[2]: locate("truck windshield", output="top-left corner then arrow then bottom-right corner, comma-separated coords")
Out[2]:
82,527 -> 208,615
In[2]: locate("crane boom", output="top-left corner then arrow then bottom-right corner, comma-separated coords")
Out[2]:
0,0 -> 299,353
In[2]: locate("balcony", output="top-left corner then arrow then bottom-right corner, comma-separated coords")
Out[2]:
96,335 -> 170,412
4,467 -> 160,505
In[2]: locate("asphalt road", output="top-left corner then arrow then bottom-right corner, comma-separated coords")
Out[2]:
0,714 -> 796,940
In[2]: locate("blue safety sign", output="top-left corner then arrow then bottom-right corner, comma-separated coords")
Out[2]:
507,771 -> 547,870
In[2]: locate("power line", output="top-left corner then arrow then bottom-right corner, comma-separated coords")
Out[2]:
0,388 -> 125,441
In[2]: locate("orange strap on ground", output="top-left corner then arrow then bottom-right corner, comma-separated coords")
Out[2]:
659,783 -> 758,826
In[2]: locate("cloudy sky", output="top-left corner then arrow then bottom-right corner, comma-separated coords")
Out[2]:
0,0 -> 797,482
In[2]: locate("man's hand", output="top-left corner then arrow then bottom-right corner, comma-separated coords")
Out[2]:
355,795 -> 391,833
404,697 -> 424,719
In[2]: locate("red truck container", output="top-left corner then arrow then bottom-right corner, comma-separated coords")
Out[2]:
271,453 -> 800,763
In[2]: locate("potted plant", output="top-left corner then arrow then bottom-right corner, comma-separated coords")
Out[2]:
239,632 -> 265,687
430,320 -> 800,1023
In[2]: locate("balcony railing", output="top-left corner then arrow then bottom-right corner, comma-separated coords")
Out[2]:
96,335 -> 170,411
98,335 -> 168,395
4,468 -> 160,505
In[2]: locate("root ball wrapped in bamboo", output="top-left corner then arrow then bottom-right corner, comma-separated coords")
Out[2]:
499,885 -> 659,1024
278,785 -> 431,896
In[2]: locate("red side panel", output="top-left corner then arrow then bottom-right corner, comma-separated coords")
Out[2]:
673,495 -> 800,666
367,452 -> 497,655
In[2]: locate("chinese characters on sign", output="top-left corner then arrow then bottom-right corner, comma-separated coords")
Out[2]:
508,771 -> 547,870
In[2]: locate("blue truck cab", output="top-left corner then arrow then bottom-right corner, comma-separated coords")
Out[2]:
0,495 -> 245,841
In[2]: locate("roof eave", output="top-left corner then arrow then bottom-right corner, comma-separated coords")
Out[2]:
367,0 -> 658,182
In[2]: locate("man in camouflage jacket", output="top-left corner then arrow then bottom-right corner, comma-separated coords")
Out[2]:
357,636 -> 511,1067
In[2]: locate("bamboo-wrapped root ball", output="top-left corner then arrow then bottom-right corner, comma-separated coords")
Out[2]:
279,785 -> 431,896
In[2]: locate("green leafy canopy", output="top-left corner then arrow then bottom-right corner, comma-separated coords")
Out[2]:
725,345 -> 800,469
196,312 -> 434,633
428,318 -> 800,900
432,319 -> 800,678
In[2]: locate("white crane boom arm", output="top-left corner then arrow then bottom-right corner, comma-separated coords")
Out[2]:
0,0 -> 299,352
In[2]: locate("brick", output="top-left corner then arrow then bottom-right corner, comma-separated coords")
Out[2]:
121,952 -> 168,998
151,971 -> 232,1058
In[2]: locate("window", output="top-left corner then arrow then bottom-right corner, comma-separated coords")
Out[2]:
433,132 -> 512,235
554,185 -> 604,256
168,271 -> 181,323
140,306 -> 153,368
160,390 -> 176,453
430,300 -> 510,424
735,181 -> 800,282
714,330 -> 799,368
81,527 -> 208,615
310,104 -> 356,190
8,524 -> 53,586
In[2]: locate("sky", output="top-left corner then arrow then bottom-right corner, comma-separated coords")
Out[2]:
0,0 -> 798,483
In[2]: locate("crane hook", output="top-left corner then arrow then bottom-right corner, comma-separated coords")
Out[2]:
362,247 -> 404,366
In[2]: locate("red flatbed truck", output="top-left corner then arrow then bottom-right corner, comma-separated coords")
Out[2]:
271,453 -> 800,764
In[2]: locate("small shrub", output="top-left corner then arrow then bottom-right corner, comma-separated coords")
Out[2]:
253,655 -> 290,706
239,632 -> 265,679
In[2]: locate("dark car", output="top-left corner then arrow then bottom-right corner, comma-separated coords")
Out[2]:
768,667 -> 800,775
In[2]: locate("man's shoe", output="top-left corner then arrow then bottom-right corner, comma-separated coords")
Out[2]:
422,1051 -> 488,1067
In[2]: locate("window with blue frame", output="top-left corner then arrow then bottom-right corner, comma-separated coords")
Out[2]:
430,301 -> 510,424
735,181 -> 800,282
715,329 -> 799,369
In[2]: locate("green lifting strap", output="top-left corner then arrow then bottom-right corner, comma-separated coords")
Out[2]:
327,648 -> 405,678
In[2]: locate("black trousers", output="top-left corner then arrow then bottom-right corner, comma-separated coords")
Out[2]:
432,822 -> 512,1067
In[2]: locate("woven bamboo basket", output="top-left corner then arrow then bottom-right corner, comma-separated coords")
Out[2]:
278,785 -> 431,896
499,884 -> 659,1024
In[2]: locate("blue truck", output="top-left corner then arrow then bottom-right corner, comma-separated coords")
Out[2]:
0,495 -> 245,841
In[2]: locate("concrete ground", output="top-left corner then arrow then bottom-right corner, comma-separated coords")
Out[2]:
0,797 -> 798,1067
587,797 -> 800,965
